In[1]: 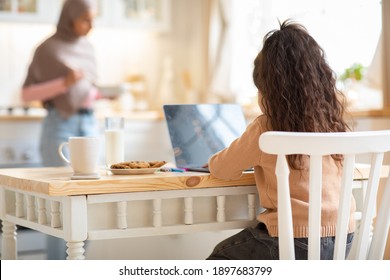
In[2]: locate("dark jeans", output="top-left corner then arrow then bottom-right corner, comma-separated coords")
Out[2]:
207,223 -> 354,260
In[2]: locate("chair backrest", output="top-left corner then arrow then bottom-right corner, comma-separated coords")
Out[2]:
259,130 -> 390,260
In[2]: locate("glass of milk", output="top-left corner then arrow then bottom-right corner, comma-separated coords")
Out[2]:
105,117 -> 125,169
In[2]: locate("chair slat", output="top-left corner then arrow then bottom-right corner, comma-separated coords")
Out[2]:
354,153 -> 383,259
275,155 -> 295,260
308,155 -> 322,260
334,155 -> 355,259
368,172 -> 390,259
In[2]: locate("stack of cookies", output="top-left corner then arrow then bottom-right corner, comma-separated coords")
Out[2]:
110,161 -> 166,169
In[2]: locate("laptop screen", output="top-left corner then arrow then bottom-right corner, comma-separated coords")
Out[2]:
163,104 -> 247,168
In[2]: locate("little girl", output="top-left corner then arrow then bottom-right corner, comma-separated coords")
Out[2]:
207,20 -> 355,260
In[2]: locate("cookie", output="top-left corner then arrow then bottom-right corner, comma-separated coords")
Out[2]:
110,163 -> 130,169
149,161 -> 167,168
111,160 -> 167,169
127,161 -> 150,169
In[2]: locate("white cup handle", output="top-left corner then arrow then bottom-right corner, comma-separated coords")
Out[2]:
58,142 -> 71,164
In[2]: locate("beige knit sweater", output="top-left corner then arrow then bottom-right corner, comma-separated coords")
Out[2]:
208,115 -> 355,238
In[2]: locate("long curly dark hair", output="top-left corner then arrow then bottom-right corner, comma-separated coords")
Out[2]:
253,20 -> 349,169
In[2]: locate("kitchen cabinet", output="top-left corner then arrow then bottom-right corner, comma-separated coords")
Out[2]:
96,0 -> 171,31
0,0 -> 60,23
0,117 -> 42,168
0,0 -> 171,31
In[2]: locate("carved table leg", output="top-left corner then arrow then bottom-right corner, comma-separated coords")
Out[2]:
1,220 -> 17,259
66,241 -> 85,260
63,196 -> 88,260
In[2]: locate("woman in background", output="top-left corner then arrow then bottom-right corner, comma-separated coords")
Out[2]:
22,0 -> 99,167
207,20 -> 354,260
21,0 -> 98,260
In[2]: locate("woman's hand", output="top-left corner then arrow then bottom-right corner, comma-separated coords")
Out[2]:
64,69 -> 84,87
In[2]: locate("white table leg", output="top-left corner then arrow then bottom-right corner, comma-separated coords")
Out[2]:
1,220 -> 17,259
63,195 -> 88,260
66,241 -> 85,260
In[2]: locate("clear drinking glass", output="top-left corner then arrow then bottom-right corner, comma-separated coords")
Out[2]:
105,117 -> 125,168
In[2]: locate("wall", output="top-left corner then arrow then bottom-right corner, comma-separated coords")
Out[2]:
0,0 -> 210,109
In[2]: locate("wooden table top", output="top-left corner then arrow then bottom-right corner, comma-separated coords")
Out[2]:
0,164 -> 387,197
0,167 -> 256,196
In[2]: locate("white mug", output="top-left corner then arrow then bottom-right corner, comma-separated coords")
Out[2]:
58,137 -> 100,179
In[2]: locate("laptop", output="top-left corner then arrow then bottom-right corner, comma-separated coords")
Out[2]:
163,104 -> 247,172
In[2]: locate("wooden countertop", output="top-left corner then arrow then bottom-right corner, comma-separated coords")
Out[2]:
0,115 -> 44,121
244,108 -> 390,122
1,107 -> 390,122
95,110 -> 165,121
0,167 -> 256,196
0,164 -> 387,197
0,110 -> 165,122
348,107 -> 390,118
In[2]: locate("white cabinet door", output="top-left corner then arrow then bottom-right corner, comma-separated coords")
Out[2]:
96,0 -> 171,31
0,0 -> 61,24
0,0 -> 171,31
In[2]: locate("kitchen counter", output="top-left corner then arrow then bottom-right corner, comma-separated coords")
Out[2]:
95,109 -> 164,121
242,107 -> 390,122
0,109 -> 165,122
0,107 -> 46,121
348,107 -> 390,117
0,115 -> 44,121
1,107 -> 390,122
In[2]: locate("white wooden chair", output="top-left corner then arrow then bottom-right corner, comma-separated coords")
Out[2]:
259,130 -> 390,260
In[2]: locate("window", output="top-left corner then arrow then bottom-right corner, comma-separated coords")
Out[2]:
224,0 -> 382,108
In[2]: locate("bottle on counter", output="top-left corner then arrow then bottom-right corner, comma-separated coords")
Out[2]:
157,56 -> 175,107
118,83 -> 134,112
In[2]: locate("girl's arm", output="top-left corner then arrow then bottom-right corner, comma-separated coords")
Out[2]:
208,117 -> 264,180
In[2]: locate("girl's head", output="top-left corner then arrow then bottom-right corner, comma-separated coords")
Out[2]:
253,20 -> 347,134
56,0 -> 97,39
253,20 -> 348,168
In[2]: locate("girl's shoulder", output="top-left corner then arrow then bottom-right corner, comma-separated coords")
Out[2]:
249,114 -> 271,133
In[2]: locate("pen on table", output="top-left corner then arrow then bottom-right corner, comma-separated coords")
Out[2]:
159,167 -> 187,172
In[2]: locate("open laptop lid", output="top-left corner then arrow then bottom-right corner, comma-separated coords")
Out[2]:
163,104 -> 247,170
